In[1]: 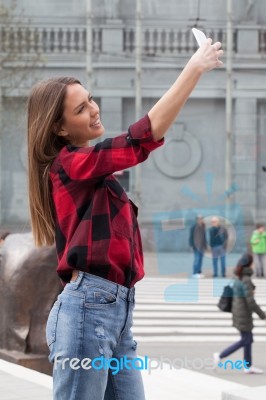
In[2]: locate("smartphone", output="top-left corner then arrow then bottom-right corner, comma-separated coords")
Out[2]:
192,28 -> 208,47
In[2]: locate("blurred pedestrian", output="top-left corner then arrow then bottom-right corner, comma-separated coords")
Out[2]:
213,253 -> 266,374
250,223 -> 266,278
189,215 -> 207,278
209,217 -> 228,278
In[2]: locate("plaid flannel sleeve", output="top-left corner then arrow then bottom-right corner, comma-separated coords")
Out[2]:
59,114 -> 164,181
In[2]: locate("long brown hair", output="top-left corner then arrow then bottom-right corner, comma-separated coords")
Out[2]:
27,77 -> 81,247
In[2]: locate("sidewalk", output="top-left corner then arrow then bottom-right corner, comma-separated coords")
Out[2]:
138,342 -> 266,388
0,360 -> 52,400
0,358 -> 252,400
143,251 -> 243,278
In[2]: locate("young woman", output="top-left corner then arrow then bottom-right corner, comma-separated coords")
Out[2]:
27,39 -> 223,399
214,253 -> 266,374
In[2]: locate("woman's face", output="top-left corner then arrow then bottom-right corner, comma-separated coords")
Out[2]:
59,83 -> 104,147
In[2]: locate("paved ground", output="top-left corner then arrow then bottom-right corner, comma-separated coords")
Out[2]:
137,342 -> 266,387
0,360 -> 52,400
142,251 -> 243,278
0,358 -> 249,400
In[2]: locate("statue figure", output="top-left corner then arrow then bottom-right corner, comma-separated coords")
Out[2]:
0,232 -> 61,372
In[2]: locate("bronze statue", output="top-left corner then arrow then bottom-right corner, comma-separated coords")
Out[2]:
0,232 -> 61,373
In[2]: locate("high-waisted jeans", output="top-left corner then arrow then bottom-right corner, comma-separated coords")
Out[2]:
46,271 -> 146,400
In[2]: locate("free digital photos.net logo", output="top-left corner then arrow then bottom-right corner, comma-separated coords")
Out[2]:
152,172 -> 246,302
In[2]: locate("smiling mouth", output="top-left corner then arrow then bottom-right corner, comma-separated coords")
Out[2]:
90,118 -> 101,127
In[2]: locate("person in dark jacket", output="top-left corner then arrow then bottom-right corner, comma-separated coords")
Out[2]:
213,253 -> 266,374
189,215 -> 207,278
209,216 -> 228,277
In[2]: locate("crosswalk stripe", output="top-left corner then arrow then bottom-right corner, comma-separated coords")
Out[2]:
133,277 -> 266,342
133,319 -> 266,326
133,336 -> 266,342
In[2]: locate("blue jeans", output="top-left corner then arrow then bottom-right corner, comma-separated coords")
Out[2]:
46,271 -> 145,400
211,245 -> 226,277
219,331 -> 253,367
193,249 -> 204,274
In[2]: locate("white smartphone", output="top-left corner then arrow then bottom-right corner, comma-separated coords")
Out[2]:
192,28 -> 208,47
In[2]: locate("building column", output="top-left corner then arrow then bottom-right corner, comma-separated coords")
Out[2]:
233,98 -> 257,223
0,87 -> 2,224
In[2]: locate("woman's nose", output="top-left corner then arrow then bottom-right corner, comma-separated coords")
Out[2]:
89,102 -> 99,115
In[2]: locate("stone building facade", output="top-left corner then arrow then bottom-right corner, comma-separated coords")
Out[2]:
0,0 -> 266,250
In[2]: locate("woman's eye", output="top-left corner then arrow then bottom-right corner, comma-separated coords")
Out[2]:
78,106 -> 85,113
89,95 -> 93,102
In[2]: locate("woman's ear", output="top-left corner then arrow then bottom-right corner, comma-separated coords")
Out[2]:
53,123 -> 68,137
57,127 -> 68,137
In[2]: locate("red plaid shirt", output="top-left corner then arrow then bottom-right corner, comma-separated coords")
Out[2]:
49,114 -> 164,287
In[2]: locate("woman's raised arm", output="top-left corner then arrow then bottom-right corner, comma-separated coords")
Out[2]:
148,38 -> 223,141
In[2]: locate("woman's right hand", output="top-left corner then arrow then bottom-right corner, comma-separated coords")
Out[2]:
189,38 -> 224,73
148,37 -> 223,141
